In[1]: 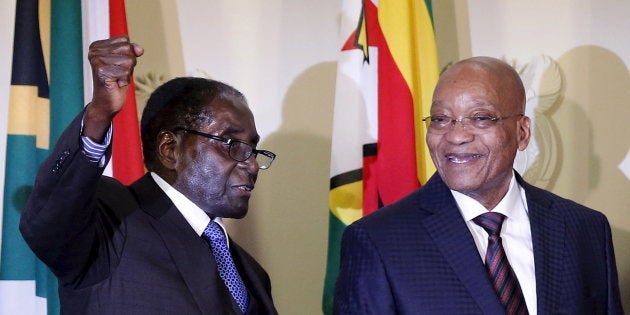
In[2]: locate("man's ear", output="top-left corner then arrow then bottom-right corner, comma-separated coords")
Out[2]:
517,115 -> 531,151
157,131 -> 178,170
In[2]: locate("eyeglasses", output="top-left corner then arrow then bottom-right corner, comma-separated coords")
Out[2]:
172,127 -> 276,170
421,113 -> 524,134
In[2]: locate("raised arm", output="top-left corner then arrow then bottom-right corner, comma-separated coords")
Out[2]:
19,36 -> 143,284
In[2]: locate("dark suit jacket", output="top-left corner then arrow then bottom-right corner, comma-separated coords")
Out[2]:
20,113 -> 278,315
333,173 -> 623,314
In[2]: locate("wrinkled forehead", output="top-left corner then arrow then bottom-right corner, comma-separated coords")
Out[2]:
433,59 -> 525,113
206,96 -> 253,120
204,98 -> 259,141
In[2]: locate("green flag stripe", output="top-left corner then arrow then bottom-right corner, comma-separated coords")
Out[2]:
50,0 -> 84,145
1,136 -> 41,279
322,211 -> 347,315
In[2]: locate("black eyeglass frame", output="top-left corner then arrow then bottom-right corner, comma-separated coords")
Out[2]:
171,127 -> 276,169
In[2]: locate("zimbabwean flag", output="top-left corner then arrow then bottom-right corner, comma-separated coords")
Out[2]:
322,0 -> 439,313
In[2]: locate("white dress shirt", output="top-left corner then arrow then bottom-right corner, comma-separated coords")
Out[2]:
451,172 -> 537,314
150,172 -> 230,247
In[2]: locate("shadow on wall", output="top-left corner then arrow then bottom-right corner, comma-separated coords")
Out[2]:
555,45 -> 630,200
545,91 -> 595,199
555,45 -> 630,310
227,62 -> 337,314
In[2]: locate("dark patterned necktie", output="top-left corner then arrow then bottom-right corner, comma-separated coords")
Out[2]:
202,221 -> 250,313
473,212 -> 528,315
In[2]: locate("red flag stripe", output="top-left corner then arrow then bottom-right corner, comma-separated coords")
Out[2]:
109,0 -> 144,185
363,0 -> 420,208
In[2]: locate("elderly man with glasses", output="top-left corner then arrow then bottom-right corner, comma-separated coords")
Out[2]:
334,56 -> 623,314
20,36 -> 278,315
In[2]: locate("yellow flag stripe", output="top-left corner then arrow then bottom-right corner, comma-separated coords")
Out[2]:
8,85 -> 51,149
378,0 -> 438,183
40,0 -> 51,82
329,180 -> 363,226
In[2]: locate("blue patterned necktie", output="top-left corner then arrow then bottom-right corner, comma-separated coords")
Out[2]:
202,221 -> 250,313
473,212 -> 528,315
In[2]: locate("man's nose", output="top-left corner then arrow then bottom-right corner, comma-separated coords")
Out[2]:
444,120 -> 474,144
238,154 -> 260,174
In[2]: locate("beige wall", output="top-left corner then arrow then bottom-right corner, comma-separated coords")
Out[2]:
127,0 -> 630,313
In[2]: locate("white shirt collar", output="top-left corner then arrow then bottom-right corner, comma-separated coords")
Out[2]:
150,172 -> 229,243
451,171 -> 528,222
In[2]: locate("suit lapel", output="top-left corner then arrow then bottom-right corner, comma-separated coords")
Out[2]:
519,177 -> 564,314
230,242 -> 275,314
419,175 -> 505,314
130,175 -> 238,315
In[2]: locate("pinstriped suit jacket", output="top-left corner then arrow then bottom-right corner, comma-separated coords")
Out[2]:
334,173 -> 623,314
20,112 -> 277,315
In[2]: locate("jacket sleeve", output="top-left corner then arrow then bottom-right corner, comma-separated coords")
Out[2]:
19,111 -> 115,284
603,218 -> 624,314
333,222 -> 395,315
